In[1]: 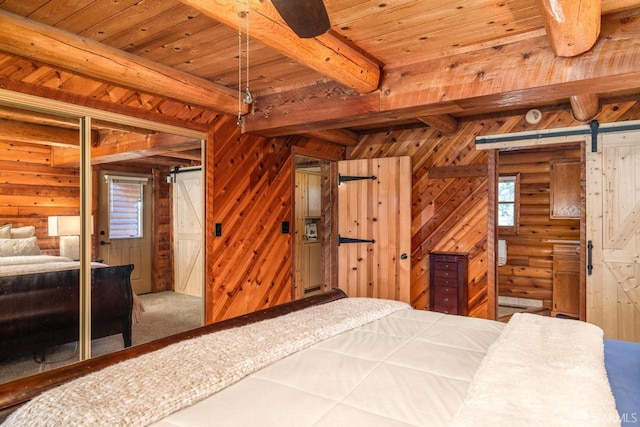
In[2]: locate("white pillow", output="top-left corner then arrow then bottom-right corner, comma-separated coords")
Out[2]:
0,224 -> 10,239
10,225 -> 35,239
0,237 -> 41,257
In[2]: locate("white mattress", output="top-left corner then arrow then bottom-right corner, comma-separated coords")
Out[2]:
154,309 -> 504,427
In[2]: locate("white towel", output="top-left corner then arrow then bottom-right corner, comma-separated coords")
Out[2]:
498,239 -> 507,266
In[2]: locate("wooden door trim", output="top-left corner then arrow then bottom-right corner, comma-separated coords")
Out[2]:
487,150 -> 498,320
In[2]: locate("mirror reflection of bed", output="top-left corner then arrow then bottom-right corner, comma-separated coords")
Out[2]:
0,104 -> 204,384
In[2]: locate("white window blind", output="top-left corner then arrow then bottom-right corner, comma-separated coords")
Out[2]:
107,176 -> 147,239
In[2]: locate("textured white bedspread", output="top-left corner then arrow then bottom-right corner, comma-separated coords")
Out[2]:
449,313 -> 619,427
0,255 -> 107,277
155,309 -> 504,427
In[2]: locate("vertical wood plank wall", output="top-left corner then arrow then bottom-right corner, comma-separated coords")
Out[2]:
497,145 -> 581,307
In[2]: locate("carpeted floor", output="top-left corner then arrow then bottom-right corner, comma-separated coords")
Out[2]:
0,291 -> 202,384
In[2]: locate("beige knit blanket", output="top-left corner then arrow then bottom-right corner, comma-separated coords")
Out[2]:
4,297 -> 409,427
449,313 -> 620,427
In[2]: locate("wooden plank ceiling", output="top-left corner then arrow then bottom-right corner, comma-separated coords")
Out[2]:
0,0 -> 639,163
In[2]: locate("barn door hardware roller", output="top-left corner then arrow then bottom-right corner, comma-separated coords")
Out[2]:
338,174 -> 376,184
338,234 -> 375,245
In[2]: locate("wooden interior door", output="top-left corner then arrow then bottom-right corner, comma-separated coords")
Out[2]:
587,131 -> 640,341
173,168 -> 203,297
337,157 -> 411,303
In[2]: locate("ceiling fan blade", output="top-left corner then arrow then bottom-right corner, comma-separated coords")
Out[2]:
271,0 -> 331,38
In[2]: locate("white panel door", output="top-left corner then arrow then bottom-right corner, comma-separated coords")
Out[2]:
98,172 -> 152,295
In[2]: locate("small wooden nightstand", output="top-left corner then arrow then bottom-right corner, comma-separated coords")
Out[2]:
429,252 -> 468,315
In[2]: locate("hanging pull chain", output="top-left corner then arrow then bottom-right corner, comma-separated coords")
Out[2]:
236,0 -> 243,127
237,0 -> 253,128
243,0 -> 253,105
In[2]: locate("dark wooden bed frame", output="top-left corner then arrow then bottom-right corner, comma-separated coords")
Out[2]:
0,264 -> 135,362
0,288 -> 347,421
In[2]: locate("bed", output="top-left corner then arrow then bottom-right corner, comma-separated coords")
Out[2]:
0,225 -> 136,362
0,289 -> 635,426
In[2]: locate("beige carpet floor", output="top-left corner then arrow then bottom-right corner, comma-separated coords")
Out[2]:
0,291 -> 202,384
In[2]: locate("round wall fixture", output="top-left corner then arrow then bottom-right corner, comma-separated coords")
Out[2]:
525,109 -> 542,124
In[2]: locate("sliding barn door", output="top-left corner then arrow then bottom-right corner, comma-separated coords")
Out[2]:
337,157 -> 411,303
587,132 -> 640,342
173,168 -> 203,297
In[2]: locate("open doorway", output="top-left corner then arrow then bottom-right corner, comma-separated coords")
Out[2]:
292,154 -> 336,300
495,143 -> 584,321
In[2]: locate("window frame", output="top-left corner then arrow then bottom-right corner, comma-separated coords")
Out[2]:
104,175 -> 148,240
498,174 -> 520,236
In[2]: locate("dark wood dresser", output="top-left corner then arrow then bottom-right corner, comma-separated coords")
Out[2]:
429,252 -> 468,315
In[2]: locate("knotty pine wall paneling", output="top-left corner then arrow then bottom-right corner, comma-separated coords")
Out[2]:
206,117 -> 293,323
350,124 -> 492,318
205,117 -> 346,323
350,99 -> 640,320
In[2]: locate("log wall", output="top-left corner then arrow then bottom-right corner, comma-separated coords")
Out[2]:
497,145 -> 582,305
0,142 -> 172,291
0,141 -> 79,254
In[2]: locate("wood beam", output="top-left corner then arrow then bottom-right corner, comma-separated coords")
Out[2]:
537,0 -> 601,57
570,93 -> 600,121
428,165 -> 487,179
159,150 -> 202,162
52,132 -> 200,166
304,129 -> 359,146
0,118 -> 79,147
178,0 -> 380,94
244,10 -> 640,136
417,115 -> 460,135
0,9 -> 242,115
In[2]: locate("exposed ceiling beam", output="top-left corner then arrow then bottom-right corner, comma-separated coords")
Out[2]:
178,0 -> 380,94
52,132 -> 201,166
123,156 -> 199,168
537,0 -> 601,57
417,115 -> 460,135
0,9 -> 243,116
570,93 -> 600,121
244,10 -> 640,136
0,118 -> 79,147
304,129 -> 359,146
159,150 -> 203,162
0,106 -> 78,129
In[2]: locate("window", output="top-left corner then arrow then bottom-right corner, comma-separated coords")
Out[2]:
498,175 -> 519,234
107,176 -> 147,239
